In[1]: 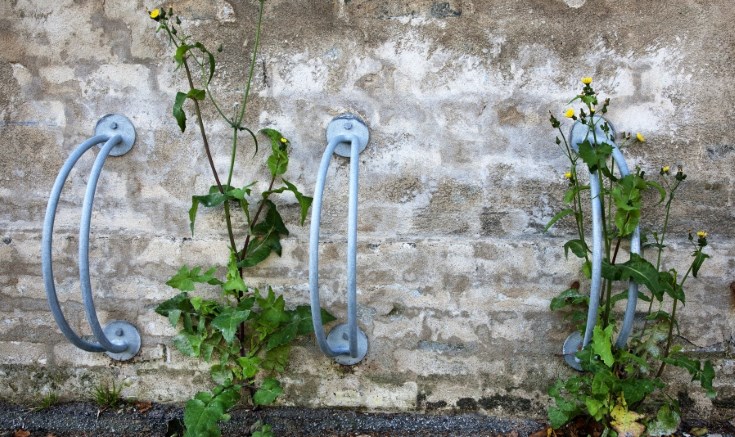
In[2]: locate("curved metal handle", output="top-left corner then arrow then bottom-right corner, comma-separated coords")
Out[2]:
562,116 -> 640,370
42,114 -> 141,361
309,114 -> 369,365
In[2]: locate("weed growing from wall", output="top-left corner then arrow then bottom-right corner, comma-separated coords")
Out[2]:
149,4 -> 332,436
546,78 -> 715,436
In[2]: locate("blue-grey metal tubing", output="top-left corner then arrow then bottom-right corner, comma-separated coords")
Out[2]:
579,142 -> 641,350
309,133 -> 361,358
610,146 -> 641,348
42,134 -> 127,353
78,136 -> 129,353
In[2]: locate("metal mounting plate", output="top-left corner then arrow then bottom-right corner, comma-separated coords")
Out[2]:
327,323 -> 368,366
562,331 -> 583,371
326,113 -> 369,158
568,115 -> 616,153
103,320 -> 141,361
95,114 -> 136,157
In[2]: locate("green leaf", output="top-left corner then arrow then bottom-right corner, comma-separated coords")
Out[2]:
563,239 -> 589,259
550,288 -> 589,311
260,128 -> 289,176
166,266 -> 222,291
262,344 -> 290,373
577,139 -> 613,172
211,308 -> 251,344
239,201 -> 289,268
701,360 -> 716,398
173,91 -> 188,132
692,250 -> 710,278
155,292 -> 193,318
646,180 -> 667,204
166,266 -> 222,292
617,254 -> 663,301
194,42 -> 216,83
183,385 -> 240,437
187,88 -> 206,100
647,403 -> 681,437
292,305 -> 337,335
265,179 -> 314,225
174,44 -> 191,66
266,318 -> 299,351
563,184 -> 589,204
620,377 -> 661,405
189,188 -> 228,235
592,324 -> 615,367
252,424 -> 273,437
209,364 -> 234,385
174,332 -> 203,357
544,208 -> 574,232
253,378 -> 283,406
585,397 -> 605,421
237,356 -> 261,380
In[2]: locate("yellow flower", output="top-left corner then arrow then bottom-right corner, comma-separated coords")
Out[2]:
661,165 -> 670,174
149,8 -> 161,19
636,132 -> 646,142
564,171 -> 573,180
697,230 -> 708,239
564,108 -> 575,118
581,77 -> 593,85
280,137 -> 288,143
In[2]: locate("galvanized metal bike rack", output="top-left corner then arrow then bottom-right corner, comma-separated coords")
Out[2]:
42,114 -> 141,361
562,116 -> 641,370
308,113 -> 369,365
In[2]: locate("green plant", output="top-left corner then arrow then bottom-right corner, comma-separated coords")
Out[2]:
148,4 -> 331,436
33,392 -> 59,411
545,77 -> 715,435
93,380 -> 124,409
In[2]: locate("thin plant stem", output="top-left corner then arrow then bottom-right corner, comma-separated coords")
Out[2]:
236,0 -> 265,127
182,59 -> 239,255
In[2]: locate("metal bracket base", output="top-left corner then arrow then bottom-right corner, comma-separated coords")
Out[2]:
327,323 -> 368,365
95,114 -> 136,157
103,320 -> 141,361
562,331 -> 583,371
326,114 -> 369,158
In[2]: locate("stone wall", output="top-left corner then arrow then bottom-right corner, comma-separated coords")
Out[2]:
1,0 -> 734,421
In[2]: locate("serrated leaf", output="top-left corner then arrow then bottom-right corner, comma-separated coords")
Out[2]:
253,378 -> 283,406
262,344 -> 290,373
166,266 -> 223,291
183,385 -> 240,437
618,254 -> 662,301
174,332 -> 203,357
265,179 -> 313,225
211,309 -> 251,344
155,292 -> 193,317
647,403 -> 681,436
610,397 -> 645,437
209,365 -> 233,385
592,324 -> 614,367
237,356 -> 261,380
